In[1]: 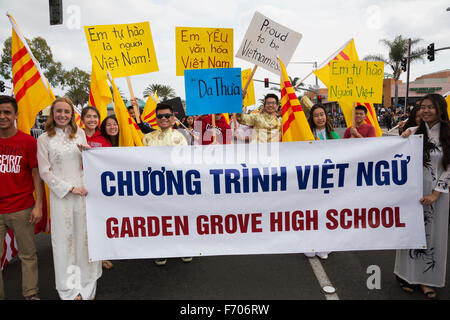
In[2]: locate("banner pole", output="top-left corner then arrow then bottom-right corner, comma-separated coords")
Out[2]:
126,76 -> 141,124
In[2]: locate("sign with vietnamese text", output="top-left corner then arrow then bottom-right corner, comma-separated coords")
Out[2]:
328,61 -> 384,103
175,27 -> 233,76
84,22 -> 159,78
184,68 -> 242,116
83,136 -> 426,261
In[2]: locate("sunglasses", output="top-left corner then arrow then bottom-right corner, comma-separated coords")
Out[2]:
156,113 -> 173,119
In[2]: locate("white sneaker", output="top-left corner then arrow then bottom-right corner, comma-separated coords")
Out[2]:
304,252 -> 316,258
154,258 -> 167,266
317,252 -> 329,260
181,257 -> 193,263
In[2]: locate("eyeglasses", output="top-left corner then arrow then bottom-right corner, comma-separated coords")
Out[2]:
156,113 -> 173,119
265,102 -> 278,106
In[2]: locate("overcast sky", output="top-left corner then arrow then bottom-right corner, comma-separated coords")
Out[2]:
1,0 -> 449,107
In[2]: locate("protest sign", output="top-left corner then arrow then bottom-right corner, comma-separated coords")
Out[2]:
184,68 -> 242,116
163,97 -> 186,120
236,11 -> 302,75
242,68 -> 256,107
84,21 -> 159,78
83,136 -> 426,261
328,61 -> 384,103
175,27 -> 233,76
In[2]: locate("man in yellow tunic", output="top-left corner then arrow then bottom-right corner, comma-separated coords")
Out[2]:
142,103 -> 188,147
142,103 -> 191,266
236,93 -> 281,143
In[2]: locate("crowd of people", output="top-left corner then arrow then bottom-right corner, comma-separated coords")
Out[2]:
0,92 -> 448,300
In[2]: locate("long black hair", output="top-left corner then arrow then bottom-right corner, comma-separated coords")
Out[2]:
100,115 -> 119,147
307,104 -> 336,139
415,94 -> 449,170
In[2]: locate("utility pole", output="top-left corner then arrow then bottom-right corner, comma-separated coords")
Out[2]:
405,38 -> 411,112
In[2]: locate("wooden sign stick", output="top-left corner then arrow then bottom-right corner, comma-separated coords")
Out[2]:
211,114 -> 216,144
126,76 -> 141,124
233,64 -> 258,133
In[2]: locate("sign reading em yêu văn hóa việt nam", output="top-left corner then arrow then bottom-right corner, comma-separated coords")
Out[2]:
84,21 -> 159,78
175,27 -> 233,76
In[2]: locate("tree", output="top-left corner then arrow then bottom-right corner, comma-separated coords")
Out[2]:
363,35 -> 425,108
64,67 -> 90,107
1,35 -> 91,107
0,36 -> 66,87
270,76 -> 304,94
143,84 -> 176,101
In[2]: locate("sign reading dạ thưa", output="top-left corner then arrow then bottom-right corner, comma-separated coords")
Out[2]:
184,68 -> 242,116
328,61 -> 384,103
83,136 -> 426,261
175,27 -> 233,76
84,21 -> 159,78
236,11 -> 302,75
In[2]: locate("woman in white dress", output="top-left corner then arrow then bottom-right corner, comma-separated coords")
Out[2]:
395,93 -> 450,299
37,97 -> 102,300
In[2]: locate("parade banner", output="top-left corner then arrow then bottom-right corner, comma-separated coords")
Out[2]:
242,68 -> 256,107
84,22 -> 159,78
83,136 -> 426,261
328,61 -> 384,103
83,136 -> 426,260
236,11 -> 302,75
184,67 -> 242,115
175,27 -> 233,76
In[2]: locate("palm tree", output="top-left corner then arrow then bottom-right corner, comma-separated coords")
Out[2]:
143,84 -> 176,101
270,76 -> 304,94
363,35 -> 425,108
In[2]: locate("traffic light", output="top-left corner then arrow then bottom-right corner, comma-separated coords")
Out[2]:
317,95 -> 322,103
49,0 -> 63,25
401,58 -> 407,72
264,78 -> 269,88
427,43 -> 435,61
0,81 -> 5,93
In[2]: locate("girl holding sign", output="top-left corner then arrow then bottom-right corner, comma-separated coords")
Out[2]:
37,98 -> 102,300
395,93 -> 450,299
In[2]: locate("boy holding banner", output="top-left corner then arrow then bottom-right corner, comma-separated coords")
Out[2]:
343,105 -> 376,139
142,103 -> 191,265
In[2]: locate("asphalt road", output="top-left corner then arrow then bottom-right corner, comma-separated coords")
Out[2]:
3,232 -> 450,301
3,127 -> 449,303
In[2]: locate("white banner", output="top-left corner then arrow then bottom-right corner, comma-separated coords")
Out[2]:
83,136 -> 426,261
236,11 -> 302,75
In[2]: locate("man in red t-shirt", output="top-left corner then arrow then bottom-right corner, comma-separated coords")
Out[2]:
343,105 -> 376,138
0,95 -> 43,300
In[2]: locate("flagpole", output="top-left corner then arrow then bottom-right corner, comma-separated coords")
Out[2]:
126,76 -> 141,124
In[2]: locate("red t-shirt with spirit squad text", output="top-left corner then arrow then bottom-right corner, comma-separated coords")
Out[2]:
0,130 -> 38,214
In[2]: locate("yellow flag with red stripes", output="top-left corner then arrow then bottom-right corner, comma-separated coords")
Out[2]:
279,57 -> 315,142
8,14 -> 55,134
313,39 -> 382,137
89,65 -> 112,122
141,93 -> 159,129
107,75 -> 143,147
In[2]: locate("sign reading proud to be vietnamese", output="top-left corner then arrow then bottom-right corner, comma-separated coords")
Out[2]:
236,11 -> 302,75
184,68 -> 242,116
84,22 -> 159,78
175,27 -> 233,76
328,61 -> 384,103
